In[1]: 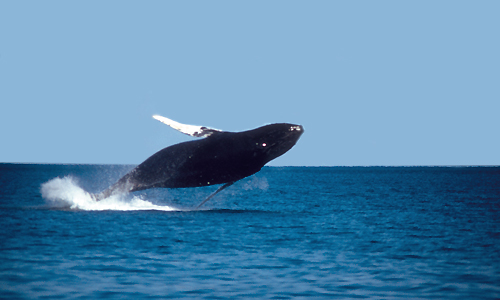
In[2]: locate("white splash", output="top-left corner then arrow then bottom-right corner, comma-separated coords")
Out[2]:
40,176 -> 178,211
242,176 -> 269,191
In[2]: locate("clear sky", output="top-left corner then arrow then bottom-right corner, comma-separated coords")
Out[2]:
1,1 -> 499,166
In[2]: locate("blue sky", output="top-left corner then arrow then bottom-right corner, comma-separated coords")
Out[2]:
1,1 -> 499,166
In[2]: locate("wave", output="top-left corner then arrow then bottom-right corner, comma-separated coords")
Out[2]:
40,176 -> 179,211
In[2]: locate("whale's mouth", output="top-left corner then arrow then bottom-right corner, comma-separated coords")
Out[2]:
262,124 -> 303,162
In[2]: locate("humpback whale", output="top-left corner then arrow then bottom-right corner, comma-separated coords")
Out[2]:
93,115 -> 303,207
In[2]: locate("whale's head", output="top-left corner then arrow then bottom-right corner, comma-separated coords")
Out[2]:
245,123 -> 304,165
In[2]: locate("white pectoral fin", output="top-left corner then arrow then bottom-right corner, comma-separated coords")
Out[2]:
152,115 -> 222,138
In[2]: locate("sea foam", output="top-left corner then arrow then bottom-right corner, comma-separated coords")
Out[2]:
40,176 -> 178,211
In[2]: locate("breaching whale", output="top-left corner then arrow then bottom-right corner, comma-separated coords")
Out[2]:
92,115 -> 303,207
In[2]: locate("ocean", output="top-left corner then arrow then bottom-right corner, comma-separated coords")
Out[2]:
0,164 -> 499,299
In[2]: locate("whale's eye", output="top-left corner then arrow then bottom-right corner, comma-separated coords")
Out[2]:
256,142 -> 267,149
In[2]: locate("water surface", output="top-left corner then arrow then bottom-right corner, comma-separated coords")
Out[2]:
1,164 -> 499,299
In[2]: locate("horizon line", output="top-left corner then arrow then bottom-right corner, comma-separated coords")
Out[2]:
1,162 -> 499,168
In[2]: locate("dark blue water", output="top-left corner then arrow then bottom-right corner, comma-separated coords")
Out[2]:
1,164 -> 499,299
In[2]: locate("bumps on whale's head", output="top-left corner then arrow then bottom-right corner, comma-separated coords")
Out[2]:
245,123 -> 304,165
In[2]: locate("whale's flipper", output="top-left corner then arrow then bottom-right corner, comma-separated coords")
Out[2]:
153,115 -> 222,138
91,180 -> 235,208
196,181 -> 235,209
